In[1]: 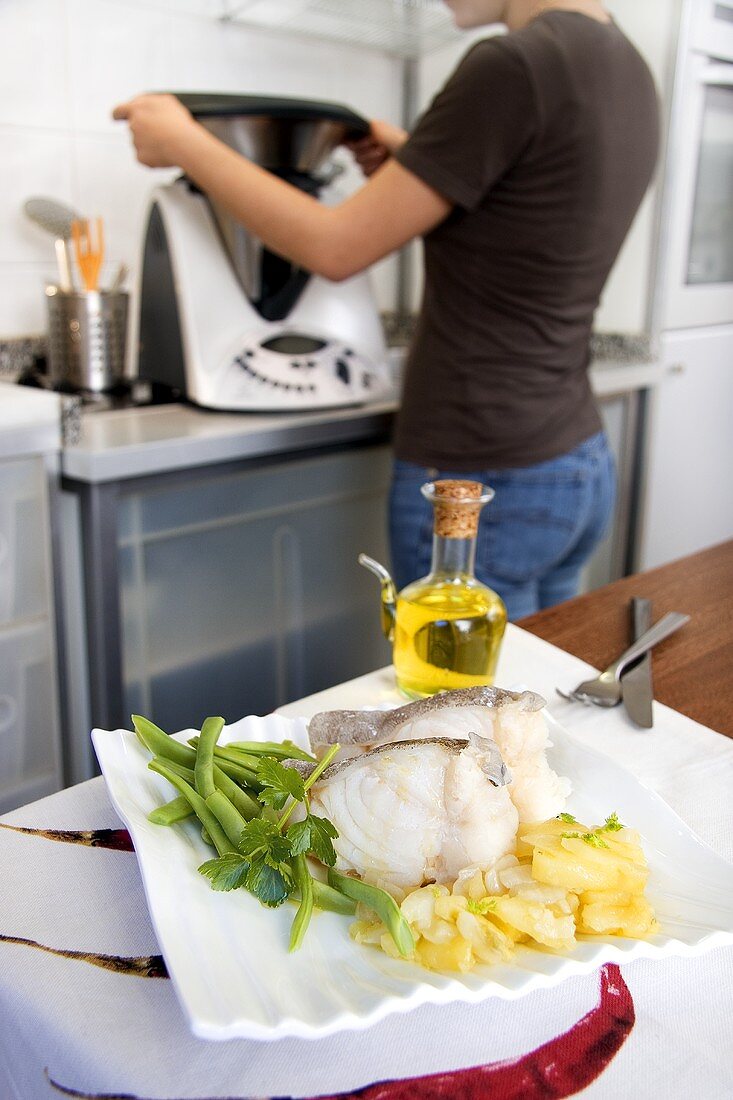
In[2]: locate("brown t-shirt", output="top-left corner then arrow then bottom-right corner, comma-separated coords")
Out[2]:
394,12 -> 659,469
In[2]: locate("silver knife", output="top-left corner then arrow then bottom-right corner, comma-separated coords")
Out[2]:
621,597 -> 654,728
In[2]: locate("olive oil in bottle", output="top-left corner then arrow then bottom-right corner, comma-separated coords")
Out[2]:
392,480 -> 506,698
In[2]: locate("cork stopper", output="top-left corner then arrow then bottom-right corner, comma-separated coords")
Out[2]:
431,480 -> 484,538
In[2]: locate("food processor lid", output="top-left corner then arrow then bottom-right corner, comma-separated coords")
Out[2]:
171,93 -> 370,138
162,92 -> 371,321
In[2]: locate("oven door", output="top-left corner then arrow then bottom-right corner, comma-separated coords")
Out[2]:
692,0 -> 733,59
663,55 -> 733,329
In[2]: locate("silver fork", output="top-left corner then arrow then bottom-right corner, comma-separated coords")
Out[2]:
556,611 -> 690,707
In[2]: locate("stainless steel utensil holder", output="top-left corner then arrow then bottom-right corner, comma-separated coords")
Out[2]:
46,287 -> 128,393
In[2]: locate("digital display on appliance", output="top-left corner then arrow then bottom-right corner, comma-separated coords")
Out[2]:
260,334 -> 327,355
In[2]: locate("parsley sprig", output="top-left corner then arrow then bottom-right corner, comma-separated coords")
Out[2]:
198,744 -> 341,910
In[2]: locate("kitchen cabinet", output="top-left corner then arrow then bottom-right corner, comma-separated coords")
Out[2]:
116,445 -> 392,731
0,387 -> 64,813
637,326 -> 733,570
59,404 -> 395,783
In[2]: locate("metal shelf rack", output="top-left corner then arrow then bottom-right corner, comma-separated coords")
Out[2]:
218,0 -> 462,59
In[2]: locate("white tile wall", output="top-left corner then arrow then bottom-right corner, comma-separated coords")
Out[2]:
0,0 -> 403,337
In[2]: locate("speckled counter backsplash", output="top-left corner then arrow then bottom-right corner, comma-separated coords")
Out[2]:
380,313 -> 655,362
0,324 -> 654,388
0,336 -> 46,379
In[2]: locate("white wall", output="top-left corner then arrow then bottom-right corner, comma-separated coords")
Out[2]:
596,0 -> 680,334
0,0 -> 403,338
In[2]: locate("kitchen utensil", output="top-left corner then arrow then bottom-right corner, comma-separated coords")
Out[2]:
620,597 -> 655,727
134,93 -> 391,411
45,286 -> 128,393
72,217 -> 105,292
109,261 -> 129,293
556,611 -> 690,707
24,196 -> 81,292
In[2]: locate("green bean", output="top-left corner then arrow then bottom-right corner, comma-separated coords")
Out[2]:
158,757 -> 261,823
328,869 -> 414,958
188,738 -> 261,772
133,714 -> 193,767
213,747 -> 262,779
134,716 -> 257,788
205,790 -> 249,849
148,758 -> 235,856
147,794 -> 193,826
216,758 -> 262,787
194,716 -> 225,800
212,768 -> 261,821
289,854 -> 314,952
227,740 -> 315,762
311,879 -> 356,916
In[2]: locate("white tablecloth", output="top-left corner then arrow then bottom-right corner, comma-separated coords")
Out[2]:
1,623 -> 732,1099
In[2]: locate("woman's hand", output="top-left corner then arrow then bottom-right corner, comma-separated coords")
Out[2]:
346,119 -> 409,177
112,94 -> 200,168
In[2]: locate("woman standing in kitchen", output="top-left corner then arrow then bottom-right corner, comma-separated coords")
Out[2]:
113,0 -> 659,620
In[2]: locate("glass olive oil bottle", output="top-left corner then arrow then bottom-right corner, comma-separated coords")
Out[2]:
393,480 -> 506,698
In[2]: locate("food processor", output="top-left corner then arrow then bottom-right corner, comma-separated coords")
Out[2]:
133,93 -> 392,411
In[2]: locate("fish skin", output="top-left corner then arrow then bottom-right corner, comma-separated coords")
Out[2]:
307,686 -> 546,746
312,734 -> 510,788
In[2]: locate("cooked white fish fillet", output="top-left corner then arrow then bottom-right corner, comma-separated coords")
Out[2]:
309,734 -> 518,895
307,686 -> 545,747
307,686 -> 570,823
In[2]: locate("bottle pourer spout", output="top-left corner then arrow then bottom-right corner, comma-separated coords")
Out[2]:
358,553 -> 397,642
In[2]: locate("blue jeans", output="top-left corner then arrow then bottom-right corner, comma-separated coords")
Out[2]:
389,433 -> 616,622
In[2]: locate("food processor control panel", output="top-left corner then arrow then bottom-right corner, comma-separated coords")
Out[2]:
224,331 -> 387,406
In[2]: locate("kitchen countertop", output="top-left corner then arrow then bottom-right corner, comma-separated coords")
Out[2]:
60,398 -> 397,483
60,352 -> 663,485
0,380 -> 62,459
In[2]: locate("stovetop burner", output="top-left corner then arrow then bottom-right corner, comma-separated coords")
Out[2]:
15,357 -> 177,412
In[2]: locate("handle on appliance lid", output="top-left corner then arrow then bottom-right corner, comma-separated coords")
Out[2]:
700,63 -> 733,86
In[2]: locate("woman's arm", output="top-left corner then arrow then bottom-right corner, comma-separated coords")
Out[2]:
112,95 -> 450,282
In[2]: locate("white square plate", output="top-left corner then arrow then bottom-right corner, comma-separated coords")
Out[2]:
92,710 -> 733,1041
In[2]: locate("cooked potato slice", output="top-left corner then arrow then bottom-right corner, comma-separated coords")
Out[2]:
434,894 -> 469,921
421,917 -> 459,945
400,885 -> 439,931
578,896 -> 658,937
451,867 -> 488,899
600,834 -> 647,866
580,889 -> 634,907
493,895 -> 576,951
534,839 -> 648,894
456,911 -> 515,962
350,920 -> 384,945
417,935 -> 474,972
517,818 -> 590,857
